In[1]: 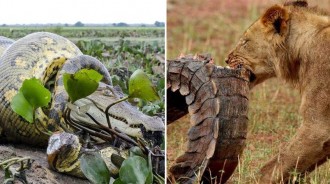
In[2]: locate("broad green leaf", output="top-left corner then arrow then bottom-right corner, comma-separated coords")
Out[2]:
21,78 -> 51,109
119,156 -> 152,184
80,152 -> 110,184
11,78 -> 51,124
11,91 -> 34,123
129,146 -> 146,159
128,69 -> 160,102
80,68 -> 103,82
63,69 -> 103,102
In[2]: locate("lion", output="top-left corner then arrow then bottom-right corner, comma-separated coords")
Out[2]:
226,1 -> 330,183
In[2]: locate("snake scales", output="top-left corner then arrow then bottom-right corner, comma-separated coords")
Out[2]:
0,32 -> 164,177
0,32 -> 112,145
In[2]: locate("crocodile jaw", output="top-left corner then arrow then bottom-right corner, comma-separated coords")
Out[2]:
69,83 -> 164,137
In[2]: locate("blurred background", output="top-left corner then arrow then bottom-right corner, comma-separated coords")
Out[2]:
167,0 -> 330,183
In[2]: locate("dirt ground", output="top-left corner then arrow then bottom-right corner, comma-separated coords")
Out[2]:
0,144 -> 89,184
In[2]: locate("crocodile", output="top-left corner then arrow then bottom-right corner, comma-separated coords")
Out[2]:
0,32 -> 164,177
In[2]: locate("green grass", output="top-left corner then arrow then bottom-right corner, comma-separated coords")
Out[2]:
69,37 -> 164,46
167,0 -> 330,183
0,26 -> 164,40
0,26 -> 165,52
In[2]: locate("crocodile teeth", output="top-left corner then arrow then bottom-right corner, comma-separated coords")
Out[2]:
129,124 -> 141,128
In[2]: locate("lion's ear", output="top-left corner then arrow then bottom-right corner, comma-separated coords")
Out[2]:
261,5 -> 289,35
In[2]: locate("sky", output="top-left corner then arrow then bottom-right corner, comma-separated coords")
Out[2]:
0,0 -> 166,25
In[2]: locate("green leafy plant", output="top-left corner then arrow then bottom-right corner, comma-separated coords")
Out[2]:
63,69 -> 103,103
128,69 -> 160,102
115,156 -> 153,184
80,152 -> 111,184
105,69 -> 160,128
71,69 -> 162,183
10,77 -> 52,138
11,78 -> 51,123
75,36 -> 165,117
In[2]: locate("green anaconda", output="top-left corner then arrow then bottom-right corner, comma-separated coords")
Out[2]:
0,32 -> 164,177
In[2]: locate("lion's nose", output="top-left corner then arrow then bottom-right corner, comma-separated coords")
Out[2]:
225,53 -> 233,64
225,57 -> 229,64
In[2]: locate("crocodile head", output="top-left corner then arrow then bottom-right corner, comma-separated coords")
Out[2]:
69,82 -> 164,141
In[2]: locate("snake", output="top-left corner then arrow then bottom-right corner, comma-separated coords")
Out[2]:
0,36 -> 14,55
0,32 -> 164,177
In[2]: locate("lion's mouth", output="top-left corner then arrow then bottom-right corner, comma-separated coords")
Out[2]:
248,69 -> 256,83
225,55 -> 256,83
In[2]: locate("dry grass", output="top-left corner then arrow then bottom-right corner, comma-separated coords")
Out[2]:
167,0 -> 330,183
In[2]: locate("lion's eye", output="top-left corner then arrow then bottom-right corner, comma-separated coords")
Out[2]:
241,39 -> 250,46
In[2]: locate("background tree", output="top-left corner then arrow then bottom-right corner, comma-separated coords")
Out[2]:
154,21 -> 165,27
74,21 -> 84,27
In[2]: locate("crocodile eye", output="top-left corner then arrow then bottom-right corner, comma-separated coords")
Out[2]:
103,89 -> 114,97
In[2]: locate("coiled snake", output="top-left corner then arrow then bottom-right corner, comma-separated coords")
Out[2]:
0,32 -> 164,177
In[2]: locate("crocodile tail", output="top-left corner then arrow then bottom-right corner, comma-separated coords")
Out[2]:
167,55 -> 250,184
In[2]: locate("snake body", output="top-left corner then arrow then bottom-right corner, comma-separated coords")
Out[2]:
0,32 -> 164,178
0,36 -> 14,55
0,32 -> 111,146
